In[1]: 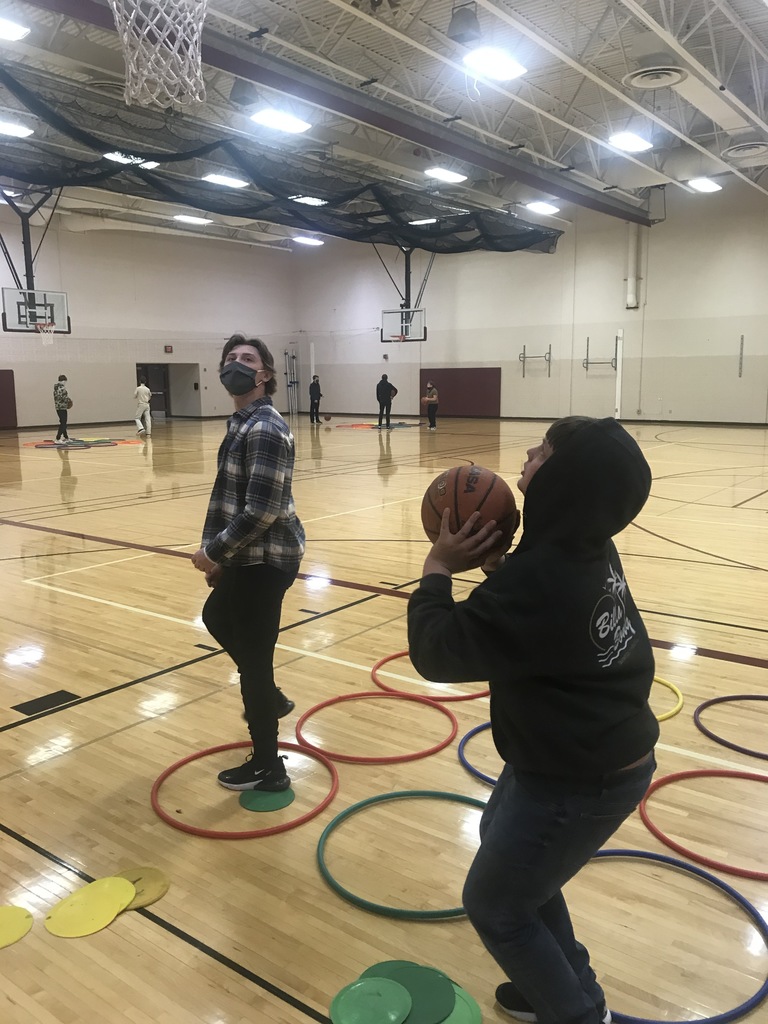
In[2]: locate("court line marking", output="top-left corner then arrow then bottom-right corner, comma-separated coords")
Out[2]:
20,583 -> 418,682
25,580 -> 200,627
301,494 -> 420,523
0,823 -> 331,1024
28,551 -> 154,582
655,742 -> 763,773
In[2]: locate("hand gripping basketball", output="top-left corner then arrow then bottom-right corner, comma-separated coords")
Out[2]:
421,465 -> 518,547
427,508 -> 506,573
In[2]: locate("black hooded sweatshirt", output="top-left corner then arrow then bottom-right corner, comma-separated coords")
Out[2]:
408,418 -> 659,779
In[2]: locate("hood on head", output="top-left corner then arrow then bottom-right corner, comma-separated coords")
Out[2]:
518,418 -> 651,554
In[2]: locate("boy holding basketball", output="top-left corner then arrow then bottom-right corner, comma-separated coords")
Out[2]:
191,334 -> 305,792
408,417 -> 658,1024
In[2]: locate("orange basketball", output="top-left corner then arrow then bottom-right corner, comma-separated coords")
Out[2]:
421,465 -> 519,546
420,396 -> 429,407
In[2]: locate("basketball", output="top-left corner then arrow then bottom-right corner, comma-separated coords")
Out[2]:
324,415 -> 332,422
420,396 -> 429,407
421,465 -> 519,546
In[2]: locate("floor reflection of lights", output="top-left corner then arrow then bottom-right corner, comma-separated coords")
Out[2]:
26,733 -> 73,766
3,643 -> 44,667
138,690 -> 180,716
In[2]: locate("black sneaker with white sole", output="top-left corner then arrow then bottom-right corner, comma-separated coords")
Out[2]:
495,983 -> 611,1024
217,754 -> 290,792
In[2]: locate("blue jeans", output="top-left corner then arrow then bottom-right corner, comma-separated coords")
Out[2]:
463,754 -> 656,1024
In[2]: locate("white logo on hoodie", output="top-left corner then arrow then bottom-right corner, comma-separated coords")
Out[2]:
590,564 -> 636,667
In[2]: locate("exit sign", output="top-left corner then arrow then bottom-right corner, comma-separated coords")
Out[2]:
164,345 -> 173,353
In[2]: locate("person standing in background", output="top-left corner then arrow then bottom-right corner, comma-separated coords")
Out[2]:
134,378 -> 152,436
423,380 -> 439,430
376,373 -> 398,430
309,375 -> 323,423
53,374 -> 71,444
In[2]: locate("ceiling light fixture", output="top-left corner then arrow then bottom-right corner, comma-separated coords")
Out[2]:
688,177 -> 722,193
173,214 -> 213,225
104,151 -> 159,169
609,131 -> 653,153
525,201 -> 560,215
446,2 -> 481,45
462,47 -> 526,81
250,109 -> 311,134
290,195 -> 328,207
203,173 -> 249,188
424,167 -> 467,183
0,121 -> 33,138
293,237 -> 324,246
0,17 -> 30,40
409,218 -> 437,225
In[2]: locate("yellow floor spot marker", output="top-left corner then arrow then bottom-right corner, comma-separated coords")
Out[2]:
0,906 -> 34,948
45,878 -> 136,938
114,867 -> 170,910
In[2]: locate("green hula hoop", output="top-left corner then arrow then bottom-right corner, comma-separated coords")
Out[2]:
316,790 -> 486,919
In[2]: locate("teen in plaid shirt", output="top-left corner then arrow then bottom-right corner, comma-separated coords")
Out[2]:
191,334 -> 305,792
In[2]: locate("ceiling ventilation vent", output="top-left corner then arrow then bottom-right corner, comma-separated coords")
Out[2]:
720,139 -> 768,161
622,64 -> 687,90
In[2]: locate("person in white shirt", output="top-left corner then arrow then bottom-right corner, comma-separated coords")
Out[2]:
134,379 -> 152,436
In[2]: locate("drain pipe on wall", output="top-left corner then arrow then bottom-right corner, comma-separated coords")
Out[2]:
626,222 -> 640,309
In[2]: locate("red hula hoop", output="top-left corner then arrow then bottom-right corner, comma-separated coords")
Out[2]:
295,690 -> 458,763
639,769 -> 768,881
151,740 -> 339,839
371,650 -> 489,702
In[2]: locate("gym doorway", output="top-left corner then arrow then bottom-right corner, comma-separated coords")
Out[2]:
136,364 -> 170,418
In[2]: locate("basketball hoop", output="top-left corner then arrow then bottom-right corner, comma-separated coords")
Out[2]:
107,0 -> 209,108
389,335 -> 407,343
35,322 -> 56,346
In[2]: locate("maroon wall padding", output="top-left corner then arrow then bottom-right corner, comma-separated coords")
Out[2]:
419,368 -> 501,418
0,370 -> 18,429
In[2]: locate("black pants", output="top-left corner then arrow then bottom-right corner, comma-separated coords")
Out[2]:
427,403 -> 438,428
202,562 -> 295,767
309,399 -> 320,423
56,409 -> 69,440
378,401 -> 392,427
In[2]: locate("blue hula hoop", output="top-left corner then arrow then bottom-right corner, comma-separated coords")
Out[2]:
595,849 -> 768,1024
458,722 -> 498,786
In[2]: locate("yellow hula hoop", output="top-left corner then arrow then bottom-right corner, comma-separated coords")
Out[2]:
653,675 -> 684,721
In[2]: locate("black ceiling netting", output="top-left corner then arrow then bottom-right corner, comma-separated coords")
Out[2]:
0,65 -> 562,255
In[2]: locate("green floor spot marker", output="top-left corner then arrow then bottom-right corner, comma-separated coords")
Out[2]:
360,961 -> 419,980
330,977 -> 412,1024
239,788 -> 295,812
442,985 -> 481,1024
386,964 -> 456,1024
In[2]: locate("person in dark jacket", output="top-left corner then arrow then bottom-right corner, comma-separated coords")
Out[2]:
309,375 -> 323,423
408,416 -> 657,1024
53,374 -> 71,443
376,374 -> 398,429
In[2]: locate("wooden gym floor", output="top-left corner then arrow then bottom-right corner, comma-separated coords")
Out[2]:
0,414 -> 766,1023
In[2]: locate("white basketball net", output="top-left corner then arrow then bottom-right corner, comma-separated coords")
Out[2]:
35,322 -> 55,346
107,0 -> 209,108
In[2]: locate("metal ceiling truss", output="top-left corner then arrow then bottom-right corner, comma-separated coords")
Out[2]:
3,0 -> 767,241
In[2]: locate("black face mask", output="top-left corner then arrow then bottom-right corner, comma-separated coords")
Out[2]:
220,361 -> 258,396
